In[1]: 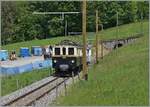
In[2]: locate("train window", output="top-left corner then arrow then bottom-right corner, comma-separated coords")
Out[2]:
55,48 -> 60,55
63,47 -> 66,55
68,48 -> 74,55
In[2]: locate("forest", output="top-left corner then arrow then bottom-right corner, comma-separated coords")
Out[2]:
1,1 -> 149,45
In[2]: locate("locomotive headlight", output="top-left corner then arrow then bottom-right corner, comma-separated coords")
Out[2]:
71,60 -> 75,63
54,60 -> 57,63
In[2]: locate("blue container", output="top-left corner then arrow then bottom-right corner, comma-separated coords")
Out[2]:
0,50 -> 8,61
20,47 -> 30,57
18,64 -> 33,73
1,67 -> 19,75
1,59 -> 52,75
32,46 -> 43,56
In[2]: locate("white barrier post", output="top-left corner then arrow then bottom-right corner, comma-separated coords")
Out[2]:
16,79 -> 19,89
64,78 -> 67,96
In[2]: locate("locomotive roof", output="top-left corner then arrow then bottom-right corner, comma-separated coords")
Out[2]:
54,39 -> 92,49
55,40 -> 82,47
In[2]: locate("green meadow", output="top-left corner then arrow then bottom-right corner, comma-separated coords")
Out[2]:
56,21 -> 149,105
1,68 -> 53,96
2,21 -> 148,54
1,21 -> 149,104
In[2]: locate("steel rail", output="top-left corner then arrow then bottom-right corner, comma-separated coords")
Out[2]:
2,77 -> 59,106
26,78 -> 68,106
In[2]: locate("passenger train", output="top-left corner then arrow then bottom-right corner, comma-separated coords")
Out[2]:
52,40 -> 91,76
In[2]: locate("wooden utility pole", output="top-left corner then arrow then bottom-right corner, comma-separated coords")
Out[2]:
101,35 -> 103,59
82,0 -> 88,80
33,11 -> 80,37
141,12 -> 143,34
116,11 -> 119,48
65,20 -> 68,36
96,10 -> 99,63
0,1 -> 1,50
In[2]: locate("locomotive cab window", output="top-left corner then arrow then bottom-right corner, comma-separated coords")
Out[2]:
55,48 -> 60,55
62,47 -> 66,55
68,48 -> 74,55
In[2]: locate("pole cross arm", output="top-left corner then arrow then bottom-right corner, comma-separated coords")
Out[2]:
33,12 -> 81,15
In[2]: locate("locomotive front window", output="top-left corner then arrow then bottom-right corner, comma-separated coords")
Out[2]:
55,48 -> 60,55
63,47 -> 66,55
68,48 -> 74,55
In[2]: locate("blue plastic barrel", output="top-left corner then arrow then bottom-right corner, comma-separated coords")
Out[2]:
0,50 -> 8,61
20,47 -> 30,57
31,46 -> 43,56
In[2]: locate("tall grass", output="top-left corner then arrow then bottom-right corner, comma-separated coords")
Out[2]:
1,68 -> 53,96
56,21 -> 149,105
1,21 -> 149,102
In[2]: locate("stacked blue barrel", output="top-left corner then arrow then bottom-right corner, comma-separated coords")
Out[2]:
20,47 -> 30,57
1,45 -> 52,61
0,50 -> 8,61
31,46 -> 43,56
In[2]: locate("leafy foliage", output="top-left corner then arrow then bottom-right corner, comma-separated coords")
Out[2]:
1,1 -> 149,45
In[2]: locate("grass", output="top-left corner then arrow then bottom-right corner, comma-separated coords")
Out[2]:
1,20 -> 149,102
2,36 -> 82,55
1,68 -> 53,96
87,20 -> 148,41
100,20 -> 148,40
56,22 -> 149,105
2,21 -> 148,54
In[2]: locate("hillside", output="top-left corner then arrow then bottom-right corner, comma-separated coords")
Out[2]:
2,21 -> 148,54
1,21 -> 149,100
56,22 -> 149,105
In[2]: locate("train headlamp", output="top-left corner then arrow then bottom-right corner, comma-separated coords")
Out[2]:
54,60 -> 57,63
71,60 -> 75,63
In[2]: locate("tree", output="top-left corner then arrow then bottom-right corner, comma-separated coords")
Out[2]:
1,1 -> 17,45
1,1 -> 149,45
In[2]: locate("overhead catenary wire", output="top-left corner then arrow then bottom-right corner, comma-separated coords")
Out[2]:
33,11 -> 81,36
33,12 -> 80,15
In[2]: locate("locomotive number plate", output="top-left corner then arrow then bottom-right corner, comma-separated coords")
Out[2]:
62,56 -> 66,59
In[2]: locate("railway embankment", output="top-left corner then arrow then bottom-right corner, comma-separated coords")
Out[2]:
1,21 -> 148,106
55,24 -> 149,105
0,74 -> 81,106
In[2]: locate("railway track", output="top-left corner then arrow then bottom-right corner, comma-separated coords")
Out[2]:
0,76 -> 69,106
0,36 -> 136,106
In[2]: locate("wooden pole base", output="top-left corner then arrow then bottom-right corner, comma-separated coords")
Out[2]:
84,74 -> 88,81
